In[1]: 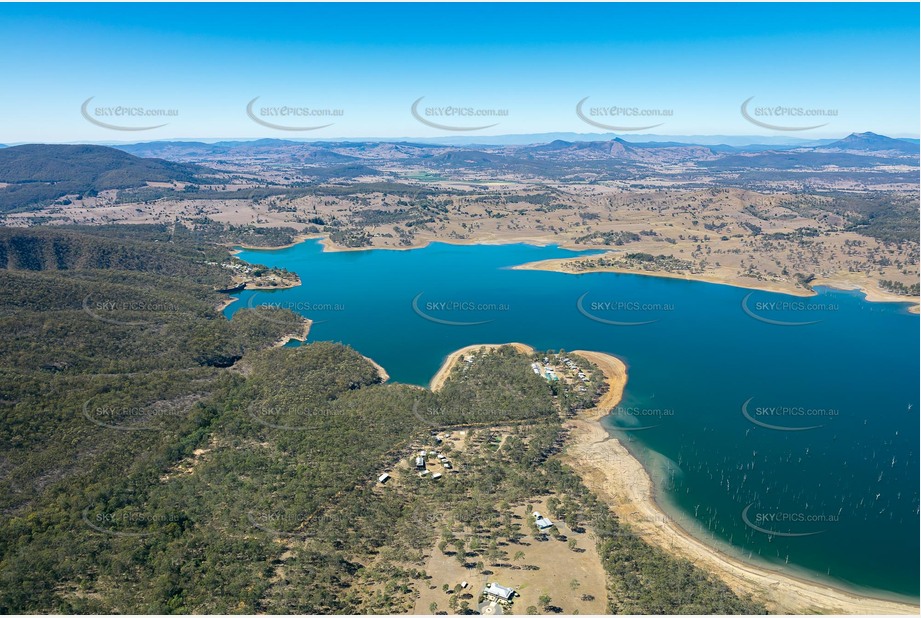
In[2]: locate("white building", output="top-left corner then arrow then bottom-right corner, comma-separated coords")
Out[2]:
533,511 -> 554,530
484,583 -> 515,601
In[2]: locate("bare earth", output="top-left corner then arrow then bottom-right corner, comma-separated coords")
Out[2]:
560,350 -> 919,615
411,495 -> 609,616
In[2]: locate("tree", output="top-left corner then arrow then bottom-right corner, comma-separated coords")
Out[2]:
429,602 -> 439,613
539,594 -> 552,610
513,550 -> 525,562
454,540 -> 466,565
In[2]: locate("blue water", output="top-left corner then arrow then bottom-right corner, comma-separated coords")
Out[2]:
228,240 -> 919,599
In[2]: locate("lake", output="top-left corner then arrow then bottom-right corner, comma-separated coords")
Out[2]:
227,239 -> 919,600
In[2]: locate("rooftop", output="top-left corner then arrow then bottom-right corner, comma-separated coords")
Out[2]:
484,583 -> 515,600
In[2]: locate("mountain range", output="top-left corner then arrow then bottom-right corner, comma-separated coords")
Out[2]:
0,133 -> 916,213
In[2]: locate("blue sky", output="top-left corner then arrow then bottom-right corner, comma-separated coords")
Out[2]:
0,3 -> 918,143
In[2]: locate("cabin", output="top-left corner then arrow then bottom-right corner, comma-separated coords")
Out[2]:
484,582 -> 515,602
378,473 -> 390,484
442,461 -> 452,469
432,472 -> 443,480
533,511 -> 554,530
415,456 -> 426,469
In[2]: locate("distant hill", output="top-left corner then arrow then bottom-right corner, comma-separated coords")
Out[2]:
0,144 -> 208,213
427,149 -> 511,165
517,138 -> 716,165
700,150 -> 895,170
815,132 -> 919,155
522,138 -> 633,156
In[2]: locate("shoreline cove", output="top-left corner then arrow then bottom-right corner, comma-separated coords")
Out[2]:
415,343 -> 919,614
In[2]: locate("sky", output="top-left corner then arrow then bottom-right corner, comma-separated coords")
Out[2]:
0,3 -> 918,143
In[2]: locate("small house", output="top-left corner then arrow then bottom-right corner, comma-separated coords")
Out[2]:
484,583 -> 515,601
378,473 -> 390,484
533,512 -> 554,530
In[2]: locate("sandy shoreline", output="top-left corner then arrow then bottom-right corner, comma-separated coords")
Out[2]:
513,256 -> 921,311
363,355 -> 390,383
390,342 -> 919,612
215,296 -> 238,312
271,318 -> 312,349
561,350 -> 919,615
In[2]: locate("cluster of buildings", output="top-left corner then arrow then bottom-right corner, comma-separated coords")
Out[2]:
532,355 -> 591,388
531,360 -> 558,381
560,356 -> 591,383
415,446 -> 454,481
379,433 -> 463,485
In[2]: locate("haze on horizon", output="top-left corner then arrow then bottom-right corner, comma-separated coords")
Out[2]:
0,2 -> 918,143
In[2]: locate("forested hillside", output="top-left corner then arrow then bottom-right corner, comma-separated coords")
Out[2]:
0,144 -> 210,213
0,225 -> 765,614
